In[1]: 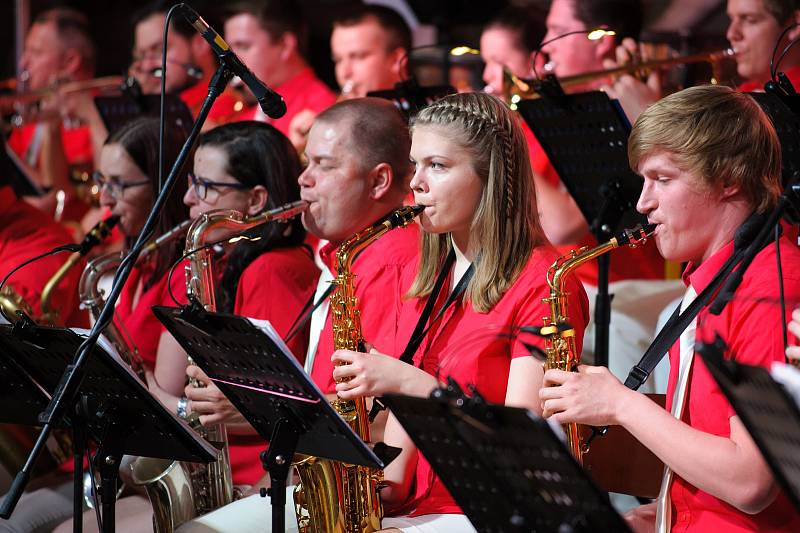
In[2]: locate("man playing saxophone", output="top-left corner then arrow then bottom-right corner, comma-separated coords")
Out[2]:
541,85 -> 800,532
175,97 -> 420,532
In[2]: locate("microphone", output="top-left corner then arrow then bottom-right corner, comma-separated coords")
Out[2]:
177,3 -> 287,119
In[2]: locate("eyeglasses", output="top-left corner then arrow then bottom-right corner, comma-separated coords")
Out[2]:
92,171 -> 150,200
188,172 -> 249,201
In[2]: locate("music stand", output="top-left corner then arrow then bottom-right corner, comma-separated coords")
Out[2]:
0,322 -> 217,533
152,305 -> 384,533
698,337 -> 800,511
94,93 -> 194,137
382,382 -> 631,533
517,91 -> 646,368
368,78 -> 455,119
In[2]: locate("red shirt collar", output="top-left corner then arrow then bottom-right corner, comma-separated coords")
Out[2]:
318,240 -> 339,272
681,239 -> 735,292
275,67 -> 317,95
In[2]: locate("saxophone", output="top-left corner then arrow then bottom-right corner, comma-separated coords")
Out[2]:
132,200 -> 308,533
294,204 -> 424,533
541,222 -> 655,463
79,219 -> 190,383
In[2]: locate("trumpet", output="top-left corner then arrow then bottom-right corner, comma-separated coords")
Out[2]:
0,75 -> 124,109
503,47 -> 736,107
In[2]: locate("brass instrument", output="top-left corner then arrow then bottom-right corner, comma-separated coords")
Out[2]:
79,219 -> 191,383
542,223 -> 654,463
503,48 -> 736,108
294,204 -> 424,533
132,201 -> 307,533
0,285 -> 35,324
0,75 -> 124,109
40,215 -> 119,325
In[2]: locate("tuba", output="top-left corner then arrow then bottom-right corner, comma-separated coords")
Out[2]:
541,223 -> 654,463
294,204 -> 424,533
132,201 -> 307,533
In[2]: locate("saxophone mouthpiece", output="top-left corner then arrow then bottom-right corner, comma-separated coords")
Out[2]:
78,215 -> 120,256
385,205 -> 425,229
616,222 -> 657,247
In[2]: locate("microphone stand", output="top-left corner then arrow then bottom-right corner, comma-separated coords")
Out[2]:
0,61 -> 234,531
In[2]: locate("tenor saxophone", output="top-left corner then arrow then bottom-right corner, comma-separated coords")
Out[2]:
132,201 -> 308,533
79,219 -> 190,383
294,204 -> 424,533
541,223 -> 654,463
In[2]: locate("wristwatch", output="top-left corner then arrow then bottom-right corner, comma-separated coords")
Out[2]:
176,396 -> 189,419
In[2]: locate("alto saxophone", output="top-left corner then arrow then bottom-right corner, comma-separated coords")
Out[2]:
294,204 -> 424,533
132,201 -> 308,533
79,219 -> 190,383
541,223 -> 654,463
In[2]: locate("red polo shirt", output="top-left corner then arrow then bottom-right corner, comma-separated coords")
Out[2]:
309,222 -> 420,394
521,119 -> 665,285
235,67 -> 336,138
228,244 -> 319,485
663,237 -> 800,532
115,259 -> 188,371
398,245 -> 590,517
180,82 -> 242,124
8,123 -> 93,169
737,65 -> 800,93
0,186 -> 84,326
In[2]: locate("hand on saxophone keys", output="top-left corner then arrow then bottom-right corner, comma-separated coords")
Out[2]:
184,365 -> 251,429
331,346 -> 428,399
539,365 -> 636,428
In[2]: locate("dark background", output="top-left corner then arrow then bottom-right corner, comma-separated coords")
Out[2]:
0,1 -> 729,90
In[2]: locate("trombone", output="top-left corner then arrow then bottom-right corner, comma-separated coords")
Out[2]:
503,47 -> 736,108
0,75 -> 124,109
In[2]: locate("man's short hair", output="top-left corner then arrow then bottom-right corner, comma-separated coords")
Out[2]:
629,84 -> 782,213
333,5 -> 412,54
763,0 -> 800,24
223,0 -> 309,56
572,0 -> 643,42
132,1 -> 226,39
484,5 -> 547,55
34,7 -> 96,73
315,97 -> 412,188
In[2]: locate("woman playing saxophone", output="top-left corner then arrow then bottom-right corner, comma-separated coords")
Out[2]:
331,92 -> 589,532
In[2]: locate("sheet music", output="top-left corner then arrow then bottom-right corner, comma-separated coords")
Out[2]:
771,362 -> 800,408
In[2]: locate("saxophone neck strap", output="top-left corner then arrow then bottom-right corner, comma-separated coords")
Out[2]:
369,250 -> 474,423
285,283 -> 335,343
399,249 -> 475,366
623,220 -> 765,391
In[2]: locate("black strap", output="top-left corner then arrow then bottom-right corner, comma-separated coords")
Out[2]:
399,250 -> 475,365
369,250 -> 474,421
285,283 -> 335,343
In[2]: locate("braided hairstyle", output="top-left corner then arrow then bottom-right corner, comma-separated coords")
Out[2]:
407,92 -> 547,312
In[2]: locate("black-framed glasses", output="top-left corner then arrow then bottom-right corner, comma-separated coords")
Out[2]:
92,171 -> 150,200
188,172 -> 249,201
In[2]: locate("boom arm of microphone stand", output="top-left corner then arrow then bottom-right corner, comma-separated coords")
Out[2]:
0,62 -> 236,521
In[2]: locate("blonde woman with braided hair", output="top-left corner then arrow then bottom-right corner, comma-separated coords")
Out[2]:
332,92 -> 589,532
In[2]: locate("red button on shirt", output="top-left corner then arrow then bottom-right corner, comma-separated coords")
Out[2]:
664,237 -> 800,532
235,68 -> 336,138
0,186 -> 85,326
310,223 -> 420,394
398,245 -> 590,517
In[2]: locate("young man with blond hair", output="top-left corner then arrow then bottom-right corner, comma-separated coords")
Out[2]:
541,84 -> 800,532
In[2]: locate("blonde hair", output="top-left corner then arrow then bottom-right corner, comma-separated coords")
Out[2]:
629,84 -> 782,213
407,92 -> 547,313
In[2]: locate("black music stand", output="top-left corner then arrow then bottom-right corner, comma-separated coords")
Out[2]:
94,93 -> 194,137
697,337 -> 800,511
517,90 -> 646,368
382,381 -> 631,533
152,305 -> 384,533
368,78 -> 455,119
0,322 -> 217,533
748,91 -> 800,223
